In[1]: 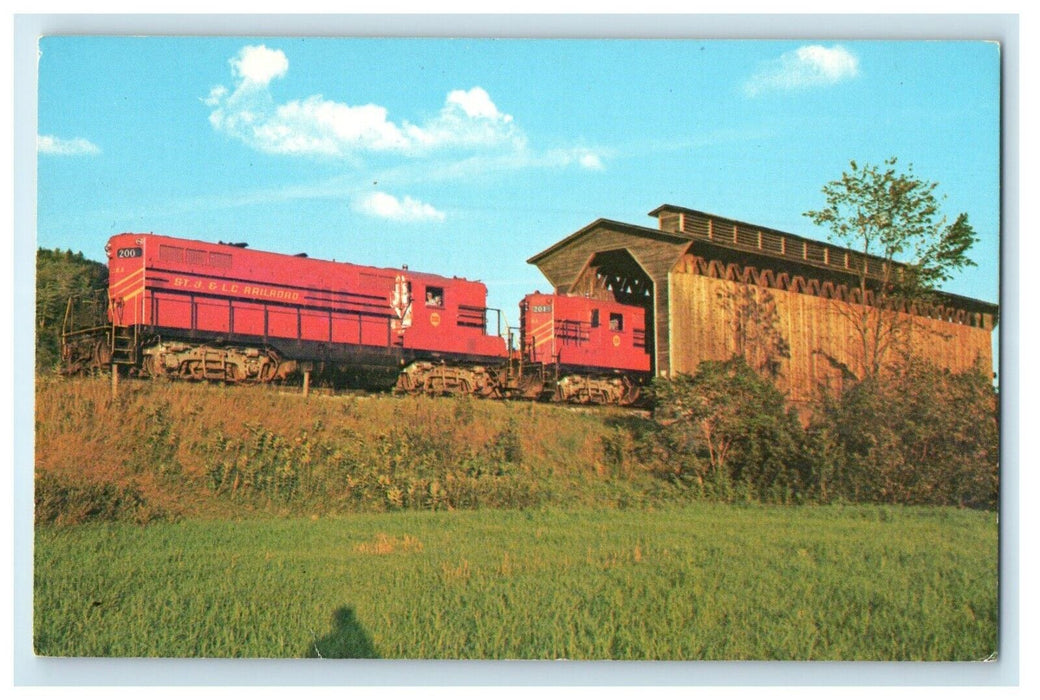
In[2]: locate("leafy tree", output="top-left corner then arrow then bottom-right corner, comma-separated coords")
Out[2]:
804,157 -> 978,379
652,357 -> 807,502
35,248 -> 108,372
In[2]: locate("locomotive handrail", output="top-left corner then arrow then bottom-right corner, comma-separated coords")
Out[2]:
62,324 -> 112,337
484,307 -> 507,339
554,319 -> 590,344
61,290 -> 109,337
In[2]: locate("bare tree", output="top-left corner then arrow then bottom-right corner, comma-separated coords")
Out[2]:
715,285 -> 790,379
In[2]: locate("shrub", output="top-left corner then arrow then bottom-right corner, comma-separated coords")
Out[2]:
207,423 -> 312,502
125,402 -> 182,477
651,357 -> 808,503
487,418 -> 524,464
810,359 -> 999,508
35,472 -> 166,525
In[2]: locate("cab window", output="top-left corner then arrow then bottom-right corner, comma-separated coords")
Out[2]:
425,286 -> 444,307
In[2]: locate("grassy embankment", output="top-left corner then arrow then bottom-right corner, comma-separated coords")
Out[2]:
35,376 -> 677,521
33,377 -> 998,659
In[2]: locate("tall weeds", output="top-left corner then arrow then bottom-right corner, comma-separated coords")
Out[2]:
35,378 -> 655,522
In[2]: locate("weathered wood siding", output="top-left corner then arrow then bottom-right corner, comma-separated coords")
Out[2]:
669,259 -> 994,406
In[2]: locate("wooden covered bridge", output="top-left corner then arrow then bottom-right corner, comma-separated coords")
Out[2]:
527,204 -> 998,407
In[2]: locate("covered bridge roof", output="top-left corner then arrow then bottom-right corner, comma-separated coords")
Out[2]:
528,204 -> 998,317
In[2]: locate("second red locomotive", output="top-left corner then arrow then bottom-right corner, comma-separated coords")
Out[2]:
62,232 -> 651,405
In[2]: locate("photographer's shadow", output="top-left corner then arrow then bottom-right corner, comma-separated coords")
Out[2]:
307,606 -> 380,659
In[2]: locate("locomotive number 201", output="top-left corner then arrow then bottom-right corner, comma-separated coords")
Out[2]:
117,247 -> 143,259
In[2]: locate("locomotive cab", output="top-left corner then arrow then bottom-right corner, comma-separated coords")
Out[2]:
520,292 -> 650,374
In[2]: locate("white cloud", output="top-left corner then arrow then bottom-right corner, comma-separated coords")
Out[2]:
543,147 -> 606,171
207,46 -> 523,158
445,87 -> 507,120
259,97 -> 410,156
355,192 -> 446,222
360,144 -> 611,188
403,87 -> 524,153
744,44 -> 859,97
231,45 -> 288,87
38,135 -> 101,156
578,152 -> 604,170
203,85 -> 228,107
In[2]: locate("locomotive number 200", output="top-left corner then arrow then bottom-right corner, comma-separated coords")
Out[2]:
117,247 -> 143,259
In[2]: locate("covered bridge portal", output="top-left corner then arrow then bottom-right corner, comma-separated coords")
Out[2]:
527,204 -> 997,406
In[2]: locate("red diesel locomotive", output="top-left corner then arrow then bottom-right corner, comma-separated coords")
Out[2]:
61,232 -> 650,405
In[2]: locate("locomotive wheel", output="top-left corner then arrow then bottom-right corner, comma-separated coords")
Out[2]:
259,356 -> 276,382
476,381 -> 500,399
396,361 -> 501,399
140,353 -> 159,378
556,374 -> 639,407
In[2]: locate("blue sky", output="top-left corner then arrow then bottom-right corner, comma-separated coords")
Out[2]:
37,37 -> 1000,323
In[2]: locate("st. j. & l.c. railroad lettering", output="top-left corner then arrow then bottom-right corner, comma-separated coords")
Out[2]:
171,276 -> 300,301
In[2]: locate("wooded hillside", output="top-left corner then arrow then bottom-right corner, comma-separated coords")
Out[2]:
35,249 -> 108,371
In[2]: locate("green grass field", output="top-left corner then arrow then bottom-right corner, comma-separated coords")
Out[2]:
34,504 -> 997,660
